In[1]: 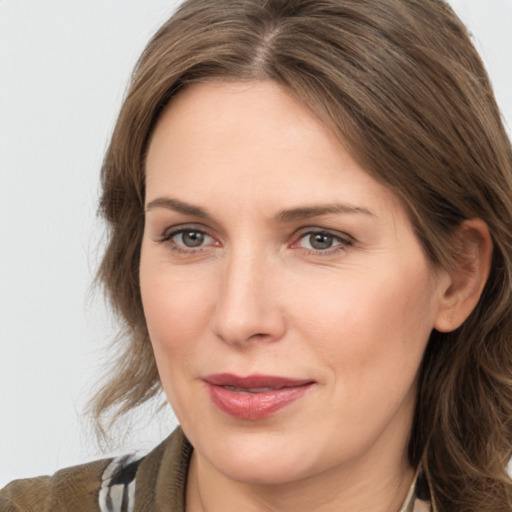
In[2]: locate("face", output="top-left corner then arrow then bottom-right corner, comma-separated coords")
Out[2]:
140,81 -> 446,486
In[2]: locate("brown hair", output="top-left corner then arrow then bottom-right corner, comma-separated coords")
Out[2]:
93,0 -> 512,509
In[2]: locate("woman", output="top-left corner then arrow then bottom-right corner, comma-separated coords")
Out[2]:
2,0 -> 511,510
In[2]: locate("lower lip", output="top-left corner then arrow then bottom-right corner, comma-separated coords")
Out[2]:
206,383 -> 313,420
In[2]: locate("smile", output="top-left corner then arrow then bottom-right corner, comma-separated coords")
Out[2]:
221,385 -> 287,393
203,374 -> 315,420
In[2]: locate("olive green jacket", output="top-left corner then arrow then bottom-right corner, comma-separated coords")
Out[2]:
0,428 -> 192,512
0,427 -> 431,511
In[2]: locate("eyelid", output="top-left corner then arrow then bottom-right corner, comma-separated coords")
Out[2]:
290,227 -> 354,252
155,223 -> 220,248
292,226 -> 354,242
157,223 -> 208,239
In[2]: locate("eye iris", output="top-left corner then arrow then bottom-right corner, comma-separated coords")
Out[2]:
182,231 -> 204,247
309,233 -> 333,250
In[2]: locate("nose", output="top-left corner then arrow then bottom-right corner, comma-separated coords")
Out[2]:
211,250 -> 287,347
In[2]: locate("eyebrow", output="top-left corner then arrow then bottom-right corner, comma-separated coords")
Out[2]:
145,197 -> 374,222
275,204 -> 374,223
145,197 -> 210,218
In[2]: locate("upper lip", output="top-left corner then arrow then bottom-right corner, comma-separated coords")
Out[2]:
203,373 -> 315,389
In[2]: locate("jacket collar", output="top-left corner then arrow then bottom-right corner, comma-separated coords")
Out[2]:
101,428 -> 434,512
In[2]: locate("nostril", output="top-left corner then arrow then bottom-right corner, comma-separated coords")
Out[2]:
211,262 -> 286,345
212,309 -> 286,347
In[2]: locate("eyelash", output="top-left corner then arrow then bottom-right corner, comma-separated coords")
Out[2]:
292,229 -> 353,255
157,225 -> 353,256
157,225 -> 217,254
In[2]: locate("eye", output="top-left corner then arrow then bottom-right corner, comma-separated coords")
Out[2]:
161,227 -> 217,250
295,230 -> 352,253
173,230 -> 209,248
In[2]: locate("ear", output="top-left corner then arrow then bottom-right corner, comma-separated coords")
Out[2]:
434,219 -> 493,333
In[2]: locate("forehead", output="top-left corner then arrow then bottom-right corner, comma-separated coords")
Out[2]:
145,80 -> 406,225
148,80 -> 331,161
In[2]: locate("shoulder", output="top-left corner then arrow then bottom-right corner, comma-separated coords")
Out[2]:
0,427 -> 191,512
0,458 -> 111,512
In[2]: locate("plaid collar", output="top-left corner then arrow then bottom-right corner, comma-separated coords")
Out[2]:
400,466 -> 433,512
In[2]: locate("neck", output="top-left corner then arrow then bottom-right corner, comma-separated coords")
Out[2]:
185,447 -> 415,512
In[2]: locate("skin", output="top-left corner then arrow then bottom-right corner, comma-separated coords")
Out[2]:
140,80 -> 482,512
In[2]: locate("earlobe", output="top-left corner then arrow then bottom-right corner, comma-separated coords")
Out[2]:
434,219 -> 493,333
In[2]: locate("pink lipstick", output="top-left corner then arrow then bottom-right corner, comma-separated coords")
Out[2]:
204,374 -> 314,420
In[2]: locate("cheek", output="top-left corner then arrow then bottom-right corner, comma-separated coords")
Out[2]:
298,269 -> 435,459
140,268 -> 217,424
139,259 -> 215,366
298,264 -> 436,391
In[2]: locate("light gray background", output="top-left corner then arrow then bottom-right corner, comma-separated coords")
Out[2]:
1,0 -> 511,488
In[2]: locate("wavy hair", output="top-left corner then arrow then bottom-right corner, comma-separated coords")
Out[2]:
92,0 -> 512,509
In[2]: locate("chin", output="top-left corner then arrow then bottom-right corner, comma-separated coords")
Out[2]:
193,425 -> 331,486
214,450 -> 309,485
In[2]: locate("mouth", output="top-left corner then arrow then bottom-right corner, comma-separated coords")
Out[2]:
220,385 -> 292,393
203,373 -> 315,420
